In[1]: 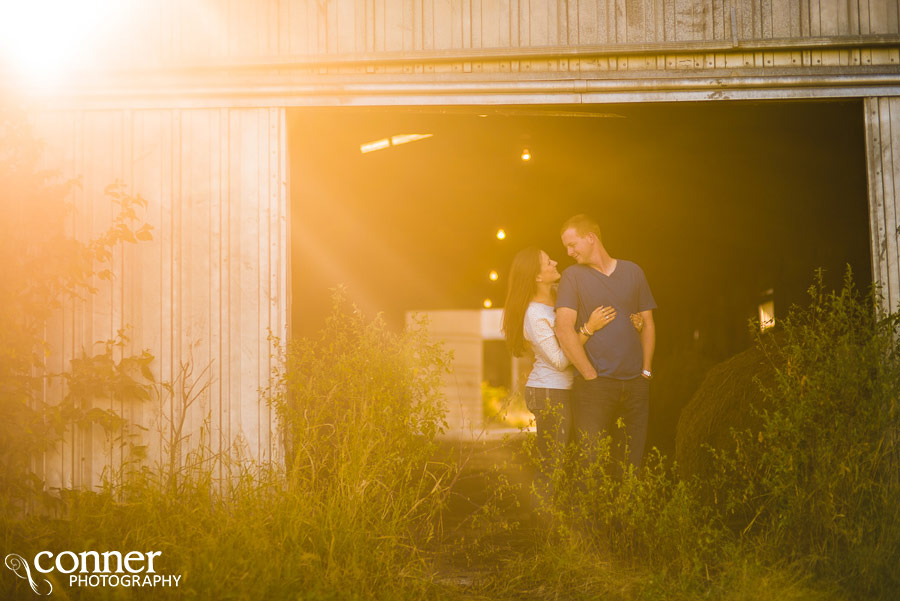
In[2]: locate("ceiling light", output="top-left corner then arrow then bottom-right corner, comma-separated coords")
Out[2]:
360,133 -> 433,154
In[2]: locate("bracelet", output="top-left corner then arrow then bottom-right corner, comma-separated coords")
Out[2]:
580,324 -> 593,337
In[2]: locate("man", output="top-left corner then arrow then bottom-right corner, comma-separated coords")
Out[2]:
555,214 -> 656,468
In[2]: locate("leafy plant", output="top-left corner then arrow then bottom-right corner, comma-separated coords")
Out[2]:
714,269 -> 900,597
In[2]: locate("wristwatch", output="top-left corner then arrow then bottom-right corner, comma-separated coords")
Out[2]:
641,369 -> 652,379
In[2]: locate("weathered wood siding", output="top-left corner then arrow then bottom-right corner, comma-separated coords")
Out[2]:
22,0 -> 900,484
866,97 -> 900,314
33,108 -> 289,489
101,0 -> 899,65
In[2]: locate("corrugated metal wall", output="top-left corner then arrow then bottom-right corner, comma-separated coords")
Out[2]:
33,108 -> 288,490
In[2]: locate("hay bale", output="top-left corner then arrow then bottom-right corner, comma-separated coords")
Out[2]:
674,342 -> 775,480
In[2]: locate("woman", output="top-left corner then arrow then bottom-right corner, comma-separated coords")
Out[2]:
501,248 -> 642,473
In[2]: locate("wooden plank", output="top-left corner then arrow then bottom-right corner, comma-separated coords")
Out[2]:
463,0 -> 473,47
452,0 -> 464,47
663,0 -> 676,41
859,0 -> 871,34
759,0 -> 771,38
577,0 -> 599,43
888,0 -> 900,34
800,0 -> 810,36
471,0 -> 483,47
384,0 -> 404,50
565,0 -> 578,44
615,0 -> 628,42
239,109 -> 263,455
626,0 -> 645,42
771,0 -> 792,36
481,0 -> 500,46
868,0 -> 892,34
432,0 -> 452,49
849,0 -> 861,34
888,98 -> 900,313
335,0 -> 356,52
550,0 -> 562,46
866,98 -> 893,312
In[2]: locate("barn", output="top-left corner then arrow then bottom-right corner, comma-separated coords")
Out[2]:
12,0 -> 899,487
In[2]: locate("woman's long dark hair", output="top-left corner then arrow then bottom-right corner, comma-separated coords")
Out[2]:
501,247 -> 542,357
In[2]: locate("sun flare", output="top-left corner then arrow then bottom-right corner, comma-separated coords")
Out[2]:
0,0 -> 119,85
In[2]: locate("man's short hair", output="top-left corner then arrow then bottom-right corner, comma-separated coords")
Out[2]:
560,214 -> 601,240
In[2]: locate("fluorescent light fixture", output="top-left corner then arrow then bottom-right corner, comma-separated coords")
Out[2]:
391,133 -> 432,146
360,133 -> 433,154
360,138 -> 391,153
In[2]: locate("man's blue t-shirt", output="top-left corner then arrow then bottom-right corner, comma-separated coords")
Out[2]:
555,260 -> 656,380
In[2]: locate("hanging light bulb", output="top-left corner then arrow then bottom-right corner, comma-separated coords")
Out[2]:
496,229 -> 506,240
521,148 -> 531,161
489,270 -> 499,281
483,299 -> 493,308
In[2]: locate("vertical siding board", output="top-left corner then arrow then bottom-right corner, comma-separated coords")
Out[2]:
529,0 -> 548,45
336,0 -> 356,52
256,110 -> 268,460
760,0 -> 772,38
481,0 -> 501,46
404,0 -> 416,50
626,0 -> 645,42
462,0 -> 474,49
615,0 -> 628,42
887,99 -> 900,311
664,0 -> 676,41
886,0 -> 900,33
809,0 -> 823,35
866,98 -> 895,313
867,0 -> 888,34
132,110 -> 165,467
577,0 -> 598,43
565,0 -> 578,44
547,0 -> 559,45
433,0 -> 452,48
218,108 -> 231,465
498,0 -> 511,46
238,110 -> 262,454
849,0 -> 861,34
452,0 -> 465,48
278,0 -> 292,54
772,0 -> 793,36
28,106 -> 296,488
389,0 -> 407,51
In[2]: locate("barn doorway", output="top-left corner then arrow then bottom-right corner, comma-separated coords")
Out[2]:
288,100 -> 871,451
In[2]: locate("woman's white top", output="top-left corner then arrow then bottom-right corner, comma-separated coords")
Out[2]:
523,302 -> 574,390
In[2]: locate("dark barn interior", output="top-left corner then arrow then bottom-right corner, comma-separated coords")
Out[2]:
289,100 -> 871,452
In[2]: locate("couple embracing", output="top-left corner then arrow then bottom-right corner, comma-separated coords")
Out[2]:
502,214 -> 656,470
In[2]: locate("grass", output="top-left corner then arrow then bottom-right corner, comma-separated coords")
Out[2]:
3,273 -> 899,600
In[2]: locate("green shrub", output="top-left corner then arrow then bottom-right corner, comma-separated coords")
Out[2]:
3,296 -> 456,600
266,292 -> 456,596
713,270 -> 900,598
519,422 -> 728,593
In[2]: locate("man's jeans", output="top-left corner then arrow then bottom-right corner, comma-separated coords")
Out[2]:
572,375 -> 650,468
